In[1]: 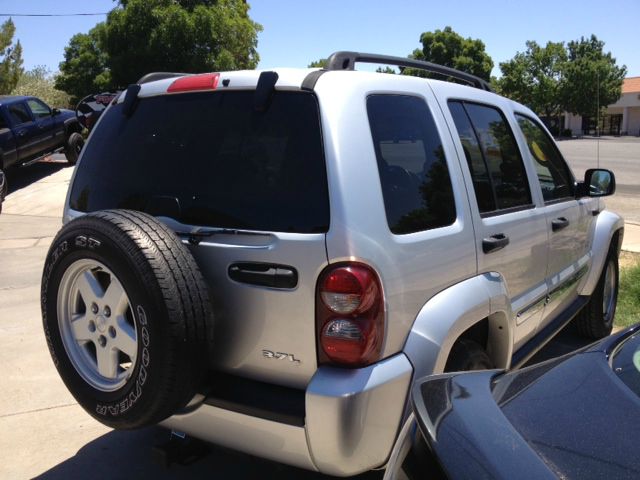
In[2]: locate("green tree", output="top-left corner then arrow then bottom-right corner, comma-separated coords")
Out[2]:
308,59 -> 327,68
497,41 -> 567,119
560,35 -> 626,120
57,0 -> 261,100
12,66 -> 71,108
406,26 -> 493,81
0,19 -> 24,94
55,25 -> 111,104
103,0 -> 261,88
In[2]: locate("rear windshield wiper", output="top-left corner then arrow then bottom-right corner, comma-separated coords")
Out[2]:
174,228 -> 265,245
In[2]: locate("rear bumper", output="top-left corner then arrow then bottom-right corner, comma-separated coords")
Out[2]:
161,353 -> 413,476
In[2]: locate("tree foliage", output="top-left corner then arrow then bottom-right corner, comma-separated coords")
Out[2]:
497,41 -> 567,118
55,25 -> 111,105
560,35 -> 626,119
307,58 -> 327,68
103,0 -> 261,88
0,19 -> 24,94
406,26 -> 493,81
12,66 -> 71,108
56,0 -> 261,101
498,35 -> 626,122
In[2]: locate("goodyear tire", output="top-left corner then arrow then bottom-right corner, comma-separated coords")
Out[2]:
41,210 -> 212,429
64,132 -> 84,165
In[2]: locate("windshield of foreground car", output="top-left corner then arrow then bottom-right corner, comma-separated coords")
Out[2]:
69,90 -> 329,234
612,333 -> 640,398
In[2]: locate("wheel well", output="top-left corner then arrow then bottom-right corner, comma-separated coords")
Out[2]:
457,318 -> 489,351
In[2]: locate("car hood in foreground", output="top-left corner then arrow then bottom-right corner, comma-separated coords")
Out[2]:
412,326 -> 640,480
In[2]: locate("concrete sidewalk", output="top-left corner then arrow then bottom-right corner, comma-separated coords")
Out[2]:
622,222 -> 640,253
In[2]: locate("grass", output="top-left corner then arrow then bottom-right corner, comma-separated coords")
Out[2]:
615,252 -> 640,328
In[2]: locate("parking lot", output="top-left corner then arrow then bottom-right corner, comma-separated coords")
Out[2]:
0,137 -> 638,479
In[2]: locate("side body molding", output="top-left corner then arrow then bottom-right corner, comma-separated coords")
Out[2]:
404,273 -> 514,381
577,209 -> 624,296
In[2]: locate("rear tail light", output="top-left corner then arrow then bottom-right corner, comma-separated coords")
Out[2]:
167,73 -> 220,93
316,263 -> 385,367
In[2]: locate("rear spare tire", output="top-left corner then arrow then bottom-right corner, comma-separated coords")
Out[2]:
41,210 -> 212,429
64,132 -> 84,165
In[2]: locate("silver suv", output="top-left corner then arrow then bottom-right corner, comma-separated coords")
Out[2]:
41,52 -> 622,477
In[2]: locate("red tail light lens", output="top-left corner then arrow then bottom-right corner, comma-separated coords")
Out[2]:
316,263 -> 384,367
167,73 -> 220,93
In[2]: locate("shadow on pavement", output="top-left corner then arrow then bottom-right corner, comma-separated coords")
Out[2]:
5,158 -> 71,194
34,426 -> 382,480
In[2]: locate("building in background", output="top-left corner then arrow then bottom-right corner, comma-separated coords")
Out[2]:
564,77 -> 640,136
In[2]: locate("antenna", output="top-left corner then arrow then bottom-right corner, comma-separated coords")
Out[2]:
596,69 -> 600,169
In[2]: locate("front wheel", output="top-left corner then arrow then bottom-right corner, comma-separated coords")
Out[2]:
0,168 -> 6,214
575,244 -> 619,339
64,132 -> 85,165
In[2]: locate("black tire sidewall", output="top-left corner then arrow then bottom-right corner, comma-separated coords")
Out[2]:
42,222 -> 171,428
65,133 -> 83,165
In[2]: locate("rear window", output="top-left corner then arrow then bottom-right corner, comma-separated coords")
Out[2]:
70,90 -> 329,233
367,95 -> 456,234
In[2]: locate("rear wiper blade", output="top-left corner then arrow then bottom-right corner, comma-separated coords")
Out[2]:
174,228 -> 265,245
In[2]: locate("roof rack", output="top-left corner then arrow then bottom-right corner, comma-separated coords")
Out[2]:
136,72 -> 187,85
325,51 -> 492,92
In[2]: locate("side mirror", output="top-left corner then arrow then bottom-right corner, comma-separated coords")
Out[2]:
579,168 -> 615,197
52,108 -> 61,116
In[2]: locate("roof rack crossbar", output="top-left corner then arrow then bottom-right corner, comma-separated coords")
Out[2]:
325,51 -> 492,92
136,72 -> 188,85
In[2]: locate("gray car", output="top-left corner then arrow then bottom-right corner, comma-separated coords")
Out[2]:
41,51 -> 622,477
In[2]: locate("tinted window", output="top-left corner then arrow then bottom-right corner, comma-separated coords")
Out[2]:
449,101 -> 531,213
448,101 -> 495,213
27,99 -> 51,119
8,103 -> 31,124
70,91 -> 329,233
516,114 -> 574,201
367,95 -> 455,234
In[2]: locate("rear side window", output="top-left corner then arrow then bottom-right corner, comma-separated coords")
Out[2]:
70,91 -> 329,233
516,114 -> 574,202
448,101 -> 532,214
367,95 -> 456,234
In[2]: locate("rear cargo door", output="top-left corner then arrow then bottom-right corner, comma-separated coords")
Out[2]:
67,89 -> 330,389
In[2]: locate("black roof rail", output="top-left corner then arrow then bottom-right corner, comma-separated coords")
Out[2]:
136,72 -> 187,85
325,51 -> 493,92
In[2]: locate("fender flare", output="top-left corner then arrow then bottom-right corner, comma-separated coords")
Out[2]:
577,210 -> 624,296
403,273 -> 514,381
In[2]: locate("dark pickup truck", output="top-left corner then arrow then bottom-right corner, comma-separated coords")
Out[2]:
0,95 -> 84,212
0,95 -> 84,168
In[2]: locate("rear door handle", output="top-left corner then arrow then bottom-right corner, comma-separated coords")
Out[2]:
551,217 -> 569,232
228,262 -> 298,289
482,233 -> 509,254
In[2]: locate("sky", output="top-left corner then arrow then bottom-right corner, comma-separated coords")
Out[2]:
2,0 -> 638,78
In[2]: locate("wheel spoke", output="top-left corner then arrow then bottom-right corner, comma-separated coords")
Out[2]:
113,316 -> 138,359
96,346 -> 119,379
70,314 -> 93,342
102,278 -> 129,316
76,270 -> 104,304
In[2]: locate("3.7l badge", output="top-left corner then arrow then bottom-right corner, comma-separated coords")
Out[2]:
262,350 -> 301,365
